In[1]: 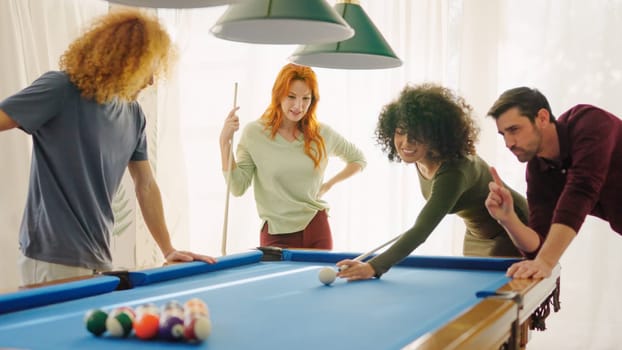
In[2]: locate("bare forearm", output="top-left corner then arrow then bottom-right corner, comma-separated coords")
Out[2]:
135,181 -> 174,257
506,223 -> 576,278
535,223 -> 576,267
326,162 -> 363,187
0,108 -> 18,131
220,138 -> 237,171
497,213 -> 542,253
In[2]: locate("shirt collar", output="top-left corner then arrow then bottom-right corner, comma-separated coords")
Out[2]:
536,121 -> 570,172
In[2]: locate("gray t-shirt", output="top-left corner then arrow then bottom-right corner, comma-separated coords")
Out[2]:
0,71 -> 147,270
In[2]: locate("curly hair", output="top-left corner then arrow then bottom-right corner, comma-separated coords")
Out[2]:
59,9 -> 174,103
261,63 -> 326,168
376,83 -> 479,163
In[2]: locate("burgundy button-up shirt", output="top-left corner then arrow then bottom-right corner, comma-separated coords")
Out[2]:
526,104 -> 622,241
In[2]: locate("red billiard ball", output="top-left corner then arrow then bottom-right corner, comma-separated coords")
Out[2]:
84,309 -> 108,336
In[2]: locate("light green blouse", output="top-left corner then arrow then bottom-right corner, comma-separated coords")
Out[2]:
225,120 -> 366,234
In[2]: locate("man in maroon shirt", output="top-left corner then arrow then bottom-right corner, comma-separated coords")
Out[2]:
484,87 -> 622,279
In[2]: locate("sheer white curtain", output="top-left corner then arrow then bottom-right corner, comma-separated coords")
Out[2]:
0,0 -> 108,290
161,0 -> 467,259
2,0 -> 621,347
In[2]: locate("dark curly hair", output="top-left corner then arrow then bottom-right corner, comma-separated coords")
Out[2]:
375,83 -> 479,163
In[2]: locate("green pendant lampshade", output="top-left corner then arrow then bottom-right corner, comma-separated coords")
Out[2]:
210,0 -> 355,44
289,0 -> 402,69
106,0 -> 242,7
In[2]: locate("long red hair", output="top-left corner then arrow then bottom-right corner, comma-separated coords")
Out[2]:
261,63 -> 326,168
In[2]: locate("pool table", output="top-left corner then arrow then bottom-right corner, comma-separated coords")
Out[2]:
0,249 -> 560,349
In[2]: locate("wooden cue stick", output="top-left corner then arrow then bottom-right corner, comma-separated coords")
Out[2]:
221,82 -> 238,256
353,234 -> 403,262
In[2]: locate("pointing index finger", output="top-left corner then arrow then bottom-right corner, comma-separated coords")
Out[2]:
489,166 -> 504,188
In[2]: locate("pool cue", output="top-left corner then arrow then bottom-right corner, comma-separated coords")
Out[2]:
352,234 -> 403,262
221,82 -> 238,256
339,234 -> 403,271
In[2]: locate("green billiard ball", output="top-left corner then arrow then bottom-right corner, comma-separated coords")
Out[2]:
84,309 -> 108,336
106,308 -> 135,337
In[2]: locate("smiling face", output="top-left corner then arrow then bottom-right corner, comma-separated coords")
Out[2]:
495,107 -> 544,162
393,127 -> 430,163
280,79 -> 312,126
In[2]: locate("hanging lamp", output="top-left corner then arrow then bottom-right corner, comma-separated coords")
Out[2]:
210,0 -> 355,45
106,0 -> 242,8
289,0 -> 402,69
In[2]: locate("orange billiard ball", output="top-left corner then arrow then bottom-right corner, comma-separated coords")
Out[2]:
134,313 -> 160,340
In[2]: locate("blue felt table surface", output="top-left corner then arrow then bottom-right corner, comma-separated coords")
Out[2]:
0,251 -> 515,350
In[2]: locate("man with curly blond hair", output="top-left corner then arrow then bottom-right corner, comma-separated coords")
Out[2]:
0,9 -> 214,285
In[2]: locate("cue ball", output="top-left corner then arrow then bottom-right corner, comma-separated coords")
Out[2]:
318,267 -> 337,285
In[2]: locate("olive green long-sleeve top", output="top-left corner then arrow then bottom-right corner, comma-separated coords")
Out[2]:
369,154 -> 528,276
224,120 -> 366,234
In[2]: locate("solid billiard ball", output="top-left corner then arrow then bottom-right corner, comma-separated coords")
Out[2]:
318,267 -> 337,285
134,313 -> 160,340
184,316 -> 212,342
106,307 -> 135,337
84,309 -> 108,336
134,303 -> 160,339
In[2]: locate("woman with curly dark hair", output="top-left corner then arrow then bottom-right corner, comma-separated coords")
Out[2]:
337,83 -> 529,280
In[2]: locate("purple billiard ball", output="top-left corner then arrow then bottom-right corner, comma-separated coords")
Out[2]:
159,315 -> 185,341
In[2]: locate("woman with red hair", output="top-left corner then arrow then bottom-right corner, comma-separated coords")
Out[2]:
220,63 -> 366,249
